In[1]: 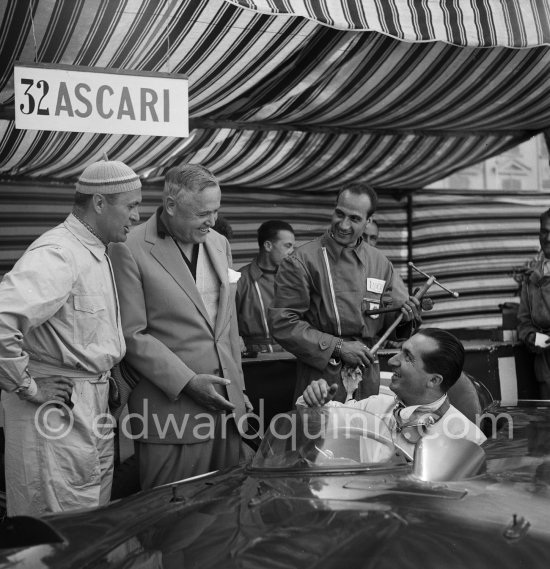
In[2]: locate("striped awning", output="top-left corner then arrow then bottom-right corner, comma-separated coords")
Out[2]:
1,0 -> 550,191
228,0 -> 550,47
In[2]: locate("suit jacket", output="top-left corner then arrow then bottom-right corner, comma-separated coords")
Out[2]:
109,213 -> 246,443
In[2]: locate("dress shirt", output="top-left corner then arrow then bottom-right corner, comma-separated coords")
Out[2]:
297,386 -> 486,459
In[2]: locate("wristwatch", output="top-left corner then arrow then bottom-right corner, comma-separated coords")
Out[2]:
331,338 -> 343,361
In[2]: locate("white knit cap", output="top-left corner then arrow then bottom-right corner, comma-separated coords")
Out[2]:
76,160 -> 141,195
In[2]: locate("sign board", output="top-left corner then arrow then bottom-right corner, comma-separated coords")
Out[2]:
14,63 -> 189,137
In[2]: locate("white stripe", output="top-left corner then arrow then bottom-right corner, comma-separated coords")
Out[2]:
322,246 -> 341,336
253,280 -> 273,351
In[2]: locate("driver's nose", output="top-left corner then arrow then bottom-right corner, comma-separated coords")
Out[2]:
388,353 -> 399,367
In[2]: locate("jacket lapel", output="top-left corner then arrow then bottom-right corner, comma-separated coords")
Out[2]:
204,237 -> 229,339
144,216 -> 212,329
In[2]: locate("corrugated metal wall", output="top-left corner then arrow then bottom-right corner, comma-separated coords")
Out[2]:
0,181 -> 544,330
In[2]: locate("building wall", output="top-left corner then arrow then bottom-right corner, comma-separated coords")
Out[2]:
426,134 -> 550,192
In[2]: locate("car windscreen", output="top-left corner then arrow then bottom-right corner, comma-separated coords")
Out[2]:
251,407 -> 404,471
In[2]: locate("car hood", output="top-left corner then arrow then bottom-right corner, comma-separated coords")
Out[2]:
2,463 -> 550,569
2,403 -> 550,569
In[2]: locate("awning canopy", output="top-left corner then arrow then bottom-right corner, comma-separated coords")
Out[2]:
1,0 -> 550,191
228,0 -> 550,47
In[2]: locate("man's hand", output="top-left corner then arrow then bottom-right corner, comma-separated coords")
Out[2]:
23,376 -> 73,405
184,374 -> 236,412
400,296 -> 422,323
302,379 -> 338,407
243,392 -> 254,413
340,340 -> 374,368
526,332 -> 550,354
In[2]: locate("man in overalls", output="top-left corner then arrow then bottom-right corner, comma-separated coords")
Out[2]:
270,183 -> 421,403
0,158 -> 141,515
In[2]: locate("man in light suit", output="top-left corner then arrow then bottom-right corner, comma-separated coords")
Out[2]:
110,164 -> 251,489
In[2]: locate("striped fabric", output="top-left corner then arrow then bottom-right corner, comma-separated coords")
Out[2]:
1,0 -> 550,188
228,0 -> 550,47
0,121 -> 531,190
407,190 -> 543,329
0,182 -> 541,332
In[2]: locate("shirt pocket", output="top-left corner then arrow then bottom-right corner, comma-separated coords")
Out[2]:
362,293 -> 382,320
73,295 -> 106,346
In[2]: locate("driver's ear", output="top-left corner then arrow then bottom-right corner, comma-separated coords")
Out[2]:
264,240 -> 273,252
428,374 -> 443,389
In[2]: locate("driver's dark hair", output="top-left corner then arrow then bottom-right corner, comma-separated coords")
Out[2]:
416,328 -> 464,392
540,208 -> 550,224
335,183 -> 378,217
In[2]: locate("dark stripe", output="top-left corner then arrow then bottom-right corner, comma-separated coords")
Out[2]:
0,0 -> 33,92
78,176 -> 140,187
413,0 -> 434,40
473,0 -> 496,46
375,0 -> 401,38
502,0 -> 526,47
441,0 -> 466,46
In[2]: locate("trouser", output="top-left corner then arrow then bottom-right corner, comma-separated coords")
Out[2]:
534,352 -> 550,399
2,364 -> 114,516
137,419 -> 250,490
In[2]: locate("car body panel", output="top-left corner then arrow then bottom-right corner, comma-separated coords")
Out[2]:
1,402 -> 550,569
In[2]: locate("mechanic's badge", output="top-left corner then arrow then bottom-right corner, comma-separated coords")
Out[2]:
369,302 -> 380,319
367,278 -> 385,294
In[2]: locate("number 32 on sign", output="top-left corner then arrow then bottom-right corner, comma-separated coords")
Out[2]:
14,63 -> 189,138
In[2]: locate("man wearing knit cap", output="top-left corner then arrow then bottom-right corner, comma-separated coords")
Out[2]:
110,163 -> 251,489
0,158 -> 142,516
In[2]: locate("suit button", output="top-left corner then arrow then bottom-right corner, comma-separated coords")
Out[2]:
321,341 -> 327,348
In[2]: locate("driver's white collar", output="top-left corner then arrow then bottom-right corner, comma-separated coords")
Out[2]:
396,394 -> 447,421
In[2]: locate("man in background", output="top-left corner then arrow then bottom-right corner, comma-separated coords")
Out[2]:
363,218 -> 379,247
213,215 -> 234,241
236,220 -> 295,354
0,158 -> 141,515
518,207 -> 550,398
